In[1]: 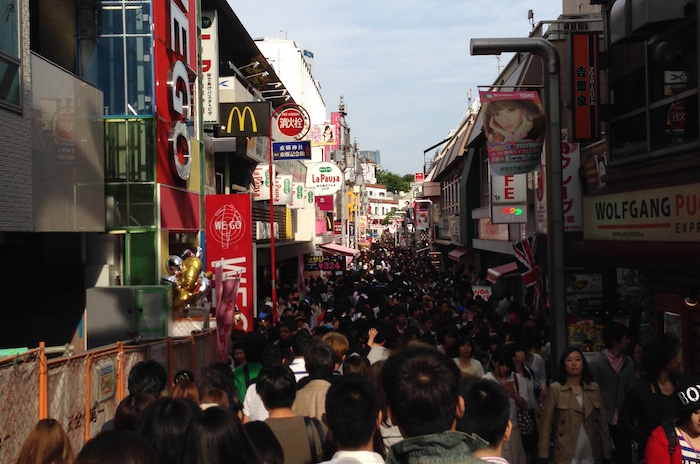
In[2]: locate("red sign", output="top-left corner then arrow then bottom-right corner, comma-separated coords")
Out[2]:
414,172 -> 425,183
569,32 -> 600,142
277,108 -> 304,137
205,194 -> 254,331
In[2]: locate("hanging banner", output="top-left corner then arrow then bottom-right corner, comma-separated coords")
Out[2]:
290,182 -> 305,209
480,90 -> 546,176
273,174 -> 293,205
252,163 -> 273,201
308,123 -> 338,146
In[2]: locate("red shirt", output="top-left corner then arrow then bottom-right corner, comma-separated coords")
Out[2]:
645,424 -> 682,464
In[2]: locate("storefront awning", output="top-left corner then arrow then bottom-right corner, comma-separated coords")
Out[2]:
318,243 -> 361,259
486,262 -> 519,284
448,247 -> 472,262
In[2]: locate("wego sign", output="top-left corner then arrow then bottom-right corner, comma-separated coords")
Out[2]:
155,0 -> 197,184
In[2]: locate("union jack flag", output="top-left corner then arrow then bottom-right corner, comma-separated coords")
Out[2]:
513,236 -> 543,310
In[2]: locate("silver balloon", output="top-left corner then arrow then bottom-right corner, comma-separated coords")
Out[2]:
161,274 -> 178,285
167,255 -> 183,275
194,247 -> 204,259
192,275 -> 211,301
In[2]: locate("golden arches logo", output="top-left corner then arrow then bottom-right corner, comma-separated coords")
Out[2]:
226,106 -> 257,133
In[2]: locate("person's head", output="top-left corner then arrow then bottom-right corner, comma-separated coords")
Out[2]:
202,362 -> 234,396
557,346 -> 593,385
200,387 -> 230,409
381,343 -> 463,437
292,328 -> 313,357
174,369 -> 194,384
242,331 -> 268,364
675,377 -> 700,431
490,346 -> 513,376
325,373 -> 381,449
256,364 -> 297,410
643,333 -> 682,379
75,430 -> 157,464
304,339 -> 336,380
127,361 -> 167,397
170,379 -> 200,404
456,334 -> 475,359
16,418 -> 74,464
457,376 -> 511,447
135,397 -> 202,464
278,322 -> 294,342
180,406 -> 258,464
483,98 -> 544,140
342,354 -> 370,377
244,421 -> 285,464
321,332 -> 350,367
602,321 -> 630,352
114,393 -> 157,431
231,340 -> 247,366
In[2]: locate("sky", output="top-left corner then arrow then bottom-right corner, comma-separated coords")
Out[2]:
229,1 -> 564,176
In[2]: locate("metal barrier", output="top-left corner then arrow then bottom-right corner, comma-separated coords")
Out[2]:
0,329 -> 219,463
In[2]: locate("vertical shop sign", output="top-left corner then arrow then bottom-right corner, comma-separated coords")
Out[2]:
568,32 -> 600,141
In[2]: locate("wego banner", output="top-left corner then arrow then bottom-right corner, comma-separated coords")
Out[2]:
205,194 -> 254,330
480,90 -> 546,176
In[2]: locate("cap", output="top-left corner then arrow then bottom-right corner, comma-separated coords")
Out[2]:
677,377 -> 700,412
258,311 -> 268,320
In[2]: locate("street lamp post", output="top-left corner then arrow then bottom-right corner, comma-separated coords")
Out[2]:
470,37 -> 566,377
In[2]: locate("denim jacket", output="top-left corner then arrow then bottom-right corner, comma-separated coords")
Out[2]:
385,430 -> 491,464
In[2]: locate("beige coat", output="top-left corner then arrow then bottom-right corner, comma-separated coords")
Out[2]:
537,381 -> 612,464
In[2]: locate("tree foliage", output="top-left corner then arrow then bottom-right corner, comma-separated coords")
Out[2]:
376,169 -> 413,193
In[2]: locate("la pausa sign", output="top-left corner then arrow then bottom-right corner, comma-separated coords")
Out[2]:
306,162 -> 343,194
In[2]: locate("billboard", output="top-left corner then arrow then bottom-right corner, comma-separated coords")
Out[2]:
480,90 -> 545,176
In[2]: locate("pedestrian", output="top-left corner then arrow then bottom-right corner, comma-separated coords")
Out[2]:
293,339 -> 336,421
135,397 -> 201,464
74,430 -> 157,464
381,343 -> 490,464
16,418 -> 74,464
244,421 -> 285,464
454,334 -> 485,378
536,346 -> 612,464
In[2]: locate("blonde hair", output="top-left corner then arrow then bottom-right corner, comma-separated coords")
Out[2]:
321,332 -> 350,364
170,380 -> 201,404
16,418 -> 74,464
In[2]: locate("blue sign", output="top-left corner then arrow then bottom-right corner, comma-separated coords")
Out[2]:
273,141 -> 312,160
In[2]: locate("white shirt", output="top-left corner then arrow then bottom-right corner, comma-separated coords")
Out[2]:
320,450 -> 386,464
242,383 -> 268,422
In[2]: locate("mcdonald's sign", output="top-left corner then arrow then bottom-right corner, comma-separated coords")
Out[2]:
217,102 -> 271,137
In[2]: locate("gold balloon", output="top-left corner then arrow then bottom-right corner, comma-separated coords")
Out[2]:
180,256 -> 203,292
173,286 -> 192,312
204,270 -> 214,281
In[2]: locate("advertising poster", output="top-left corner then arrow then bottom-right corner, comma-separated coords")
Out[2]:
480,90 -> 546,176
205,194 -> 254,331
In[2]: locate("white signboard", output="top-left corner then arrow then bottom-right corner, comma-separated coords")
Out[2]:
306,161 -> 343,194
491,174 -> 527,203
201,11 -> 219,124
273,174 -> 294,205
252,163 -> 273,201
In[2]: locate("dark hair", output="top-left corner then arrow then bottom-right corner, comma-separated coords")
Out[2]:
643,333 -> 681,380
304,340 -> 336,380
342,355 -> 370,377
256,364 -> 297,409
457,376 -> 510,446
490,346 -> 514,373
602,321 -> 629,349
325,373 -> 380,448
381,343 -> 461,437
244,421 -> 284,464
292,329 -> 313,356
75,430 -> 158,464
180,407 -> 259,464
114,393 -> 157,431
135,397 -> 201,464
127,361 -> 167,396
243,331 -> 269,364
557,346 -> 594,385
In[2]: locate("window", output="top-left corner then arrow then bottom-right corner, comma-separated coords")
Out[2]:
0,0 -> 21,109
608,19 -> 698,164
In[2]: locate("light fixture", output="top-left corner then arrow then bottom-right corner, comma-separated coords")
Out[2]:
685,287 -> 698,307
237,61 -> 260,72
265,95 -> 291,102
261,89 -> 288,96
267,82 -> 283,88
244,71 -> 269,79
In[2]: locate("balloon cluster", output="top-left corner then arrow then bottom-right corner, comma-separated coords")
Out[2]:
161,248 -> 213,312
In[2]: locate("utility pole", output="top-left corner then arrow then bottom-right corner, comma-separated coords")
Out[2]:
338,96 -> 349,247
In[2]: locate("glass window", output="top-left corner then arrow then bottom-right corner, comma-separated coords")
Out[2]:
125,36 -> 153,114
0,0 -> 19,58
0,57 -> 20,107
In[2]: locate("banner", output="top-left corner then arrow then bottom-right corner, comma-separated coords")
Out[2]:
513,236 -> 543,310
273,174 -> 293,205
205,194 -> 254,333
480,90 -> 545,176
214,264 -> 241,362
252,163 -> 273,201
308,124 -> 338,146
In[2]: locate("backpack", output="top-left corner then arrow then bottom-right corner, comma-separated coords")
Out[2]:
661,420 -> 678,455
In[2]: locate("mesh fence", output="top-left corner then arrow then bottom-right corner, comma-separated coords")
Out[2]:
0,350 -> 41,464
0,329 -> 219,461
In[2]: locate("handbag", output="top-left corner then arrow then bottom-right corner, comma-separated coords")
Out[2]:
513,374 -> 536,436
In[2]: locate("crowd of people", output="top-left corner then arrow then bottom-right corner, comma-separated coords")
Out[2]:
15,242 -> 699,464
